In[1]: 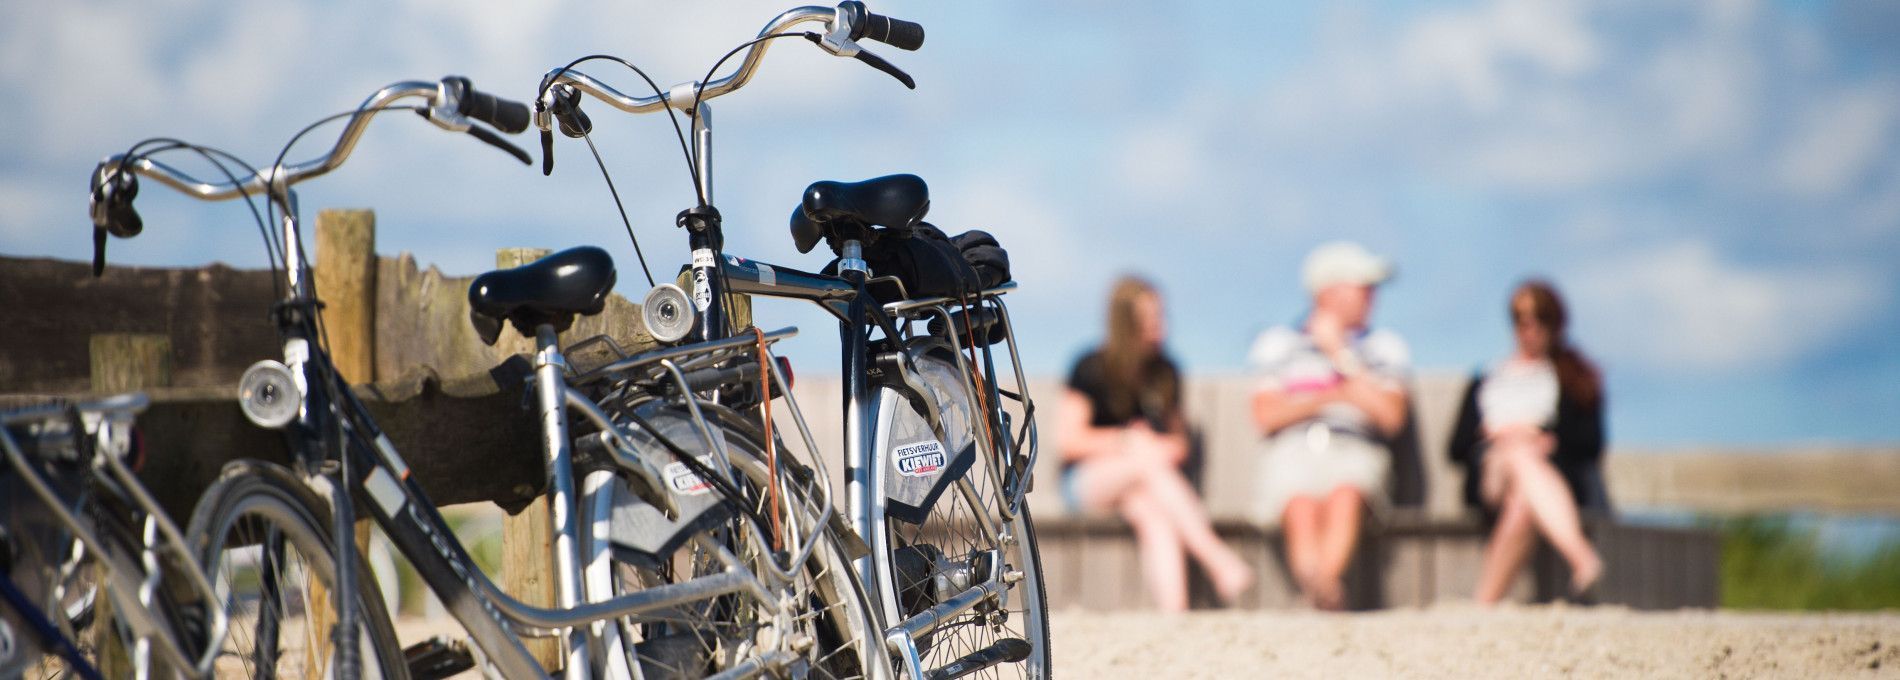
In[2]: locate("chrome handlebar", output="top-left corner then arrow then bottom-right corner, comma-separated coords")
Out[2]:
537,5 -> 840,120
91,80 -> 462,202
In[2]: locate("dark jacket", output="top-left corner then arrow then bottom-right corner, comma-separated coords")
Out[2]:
1447,373 -> 1610,513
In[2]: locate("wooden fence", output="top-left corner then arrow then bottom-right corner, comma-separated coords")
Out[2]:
9,210 -> 1894,613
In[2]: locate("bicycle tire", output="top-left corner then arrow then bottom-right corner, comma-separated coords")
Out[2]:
185,461 -> 409,679
590,400 -> 887,680
876,348 -> 1051,679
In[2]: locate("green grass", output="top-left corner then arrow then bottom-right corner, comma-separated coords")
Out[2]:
1720,516 -> 1900,611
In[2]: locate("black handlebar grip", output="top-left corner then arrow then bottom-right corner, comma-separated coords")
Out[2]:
861,13 -> 924,51
451,78 -> 532,134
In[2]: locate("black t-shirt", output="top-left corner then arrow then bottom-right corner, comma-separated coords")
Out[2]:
1066,349 -> 1181,431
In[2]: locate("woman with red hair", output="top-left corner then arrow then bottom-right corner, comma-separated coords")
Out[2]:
1449,279 -> 1608,603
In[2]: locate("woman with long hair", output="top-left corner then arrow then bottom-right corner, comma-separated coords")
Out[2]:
1449,279 -> 1608,603
1056,276 -> 1253,611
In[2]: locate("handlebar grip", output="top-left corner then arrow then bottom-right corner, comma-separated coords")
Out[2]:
861,13 -> 924,51
452,79 -> 531,134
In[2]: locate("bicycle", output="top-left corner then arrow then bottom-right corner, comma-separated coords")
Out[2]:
1,394 -> 227,679
88,74 -> 881,679
536,3 -> 1050,677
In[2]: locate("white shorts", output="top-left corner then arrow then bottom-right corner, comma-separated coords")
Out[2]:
1251,423 -> 1391,525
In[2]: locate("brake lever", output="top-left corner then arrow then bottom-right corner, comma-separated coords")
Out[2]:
92,228 -> 109,277
467,126 -> 533,165
540,128 -> 555,176
804,32 -> 914,89
852,48 -> 915,89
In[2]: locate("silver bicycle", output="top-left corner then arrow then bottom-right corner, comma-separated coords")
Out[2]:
538,3 -> 1050,677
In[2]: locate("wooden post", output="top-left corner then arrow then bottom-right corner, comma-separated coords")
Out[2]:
88,334 -> 173,675
313,210 -> 385,631
315,209 -> 377,385
88,333 -> 171,393
495,247 -> 562,672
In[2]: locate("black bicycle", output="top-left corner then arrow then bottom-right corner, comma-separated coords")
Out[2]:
537,3 -> 1050,677
89,74 -> 881,679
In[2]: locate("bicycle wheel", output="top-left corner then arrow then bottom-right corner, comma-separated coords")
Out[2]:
185,461 -> 408,679
588,400 -> 885,680
875,348 -> 1050,679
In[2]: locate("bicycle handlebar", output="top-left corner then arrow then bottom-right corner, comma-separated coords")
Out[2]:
536,2 -> 924,120
88,77 -> 531,274
92,78 -> 529,203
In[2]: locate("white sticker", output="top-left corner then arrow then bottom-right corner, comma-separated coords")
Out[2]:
757,263 -> 776,287
373,433 -> 410,479
893,440 -> 947,477
364,466 -> 408,517
692,248 -> 717,269
664,456 -> 717,496
692,269 -> 712,311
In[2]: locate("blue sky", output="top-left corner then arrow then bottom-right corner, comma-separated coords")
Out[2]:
2,1 -> 1896,446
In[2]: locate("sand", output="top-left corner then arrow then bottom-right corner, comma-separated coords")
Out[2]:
1050,604 -> 1900,679
394,604 -> 1900,678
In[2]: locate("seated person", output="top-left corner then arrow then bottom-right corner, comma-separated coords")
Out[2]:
1449,279 -> 1606,604
1249,241 -> 1410,610
1056,276 -> 1252,611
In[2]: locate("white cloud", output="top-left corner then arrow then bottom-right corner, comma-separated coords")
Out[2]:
1572,240 -> 1885,373
1776,85 -> 1900,198
1111,122 -> 1203,201
1396,0 -> 1600,112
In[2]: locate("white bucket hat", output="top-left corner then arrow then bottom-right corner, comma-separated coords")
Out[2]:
1302,241 -> 1393,293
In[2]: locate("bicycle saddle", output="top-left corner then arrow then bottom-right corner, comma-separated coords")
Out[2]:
790,173 -> 930,253
468,246 -> 616,345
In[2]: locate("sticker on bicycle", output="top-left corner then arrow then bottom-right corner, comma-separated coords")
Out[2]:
664,456 -> 718,496
894,440 -> 948,477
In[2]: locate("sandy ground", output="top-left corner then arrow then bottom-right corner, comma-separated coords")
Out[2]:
397,604 -> 1900,678
1050,604 -> 1900,679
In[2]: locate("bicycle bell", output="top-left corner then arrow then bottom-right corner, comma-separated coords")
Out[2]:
642,283 -> 697,343
238,360 -> 301,429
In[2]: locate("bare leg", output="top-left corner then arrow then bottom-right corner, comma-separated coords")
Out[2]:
1126,467 -> 1253,600
1281,496 -> 1324,607
1475,488 -> 1536,605
1307,485 -> 1363,611
1120,491 -> 1188,611
1502,449 -> 1603,593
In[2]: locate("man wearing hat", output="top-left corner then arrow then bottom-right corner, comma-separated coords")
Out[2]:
1246,241 -> 1411,610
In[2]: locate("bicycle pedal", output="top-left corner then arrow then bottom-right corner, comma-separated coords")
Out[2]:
404,636 -> 475,680
923,637 -> 1031,680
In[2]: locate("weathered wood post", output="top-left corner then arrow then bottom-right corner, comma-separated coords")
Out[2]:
88,334 -> 172,393
88,333 -> 172,675
315,209 -> 378,384
495,247 -> 562,671
313,209 -> 379,661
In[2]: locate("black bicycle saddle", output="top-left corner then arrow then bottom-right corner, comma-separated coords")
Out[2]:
790,174 -> 930,253
468,246 -> 616,345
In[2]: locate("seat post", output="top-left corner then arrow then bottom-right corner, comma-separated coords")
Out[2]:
530,322 -> 591,677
